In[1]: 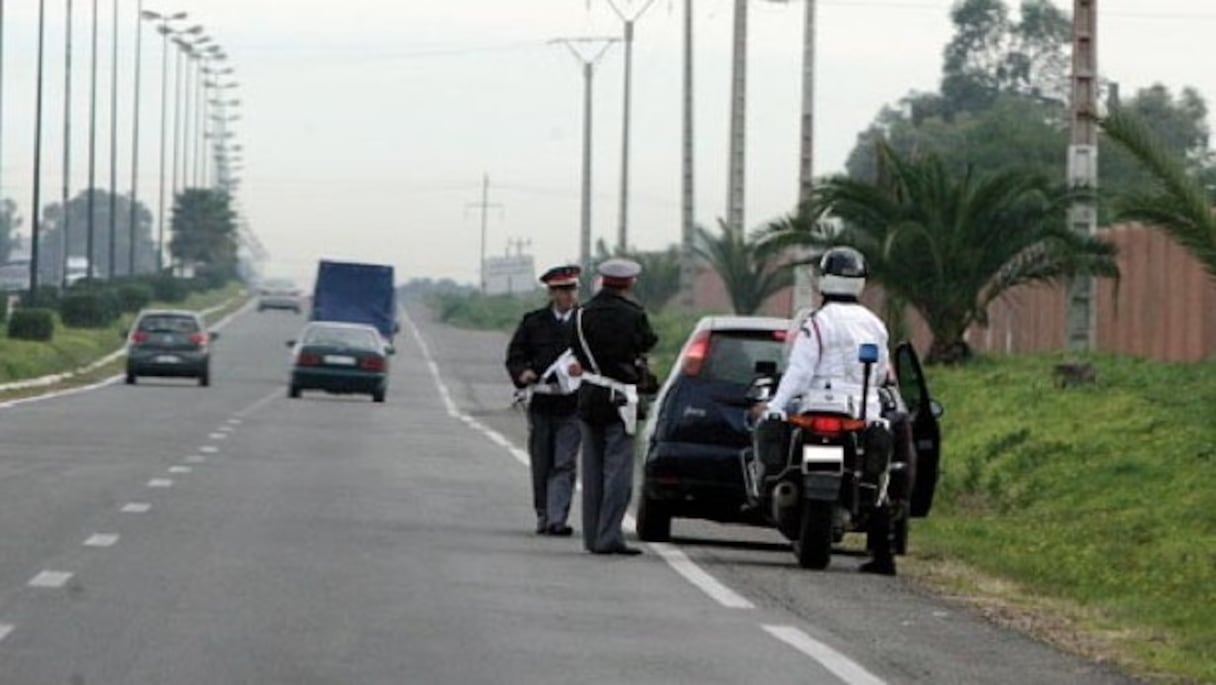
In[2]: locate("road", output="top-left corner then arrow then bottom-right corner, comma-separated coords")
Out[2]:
0,304 -> 1136,684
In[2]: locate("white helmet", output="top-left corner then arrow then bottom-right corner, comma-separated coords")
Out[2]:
818,246 -> 867,298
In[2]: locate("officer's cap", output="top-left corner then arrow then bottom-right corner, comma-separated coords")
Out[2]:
596,258 -> 642,288
539,264 -> 581,288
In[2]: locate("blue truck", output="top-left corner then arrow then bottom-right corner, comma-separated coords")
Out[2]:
311,260 -> 399,340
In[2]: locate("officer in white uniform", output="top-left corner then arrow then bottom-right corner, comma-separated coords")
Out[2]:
756,246 -> 899,575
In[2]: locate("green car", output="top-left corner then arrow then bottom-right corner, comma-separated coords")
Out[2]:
288,322 -> 393,403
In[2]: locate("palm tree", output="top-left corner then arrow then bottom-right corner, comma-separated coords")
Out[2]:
1100,109 -> 1216,280
694,221 -> 793,315
594,239 -> 682,312
765,142 -> 1119,364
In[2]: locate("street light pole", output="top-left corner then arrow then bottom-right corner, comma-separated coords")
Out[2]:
86,0 -> 99,280
30,0 -> 49,299
107,0 -> 120,278
725,0 -> 746,237
679,0 -> 696,307
62,0 -> 75,289
605,0 -> 658,252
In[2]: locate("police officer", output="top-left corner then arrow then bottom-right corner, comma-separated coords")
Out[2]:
571,258 -> 658,556
506,265 -> 583,536
754,246 -> 900,575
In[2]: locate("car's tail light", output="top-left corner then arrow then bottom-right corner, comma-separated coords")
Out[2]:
788,414 -> 866,437
681,331 -> 711,377
129,331 -> 149,344
188,332 -> 209,347
360,356 -> 386,372
297,352 -> 322,367
773,329 -> 788,342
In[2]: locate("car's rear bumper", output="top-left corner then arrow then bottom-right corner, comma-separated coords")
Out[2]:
643,441 -> 756,522
127,350 -> 209,377
291,367 -> 386,394
258,297 -> 301,310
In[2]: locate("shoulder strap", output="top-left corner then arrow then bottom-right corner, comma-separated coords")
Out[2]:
575,308 -> 601,375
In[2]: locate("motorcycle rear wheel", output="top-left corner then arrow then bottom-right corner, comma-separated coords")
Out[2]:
794,501 -> 833,570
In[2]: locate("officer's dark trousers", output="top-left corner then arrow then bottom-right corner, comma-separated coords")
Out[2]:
528,408 -> 580,529
579,419 -> 633,552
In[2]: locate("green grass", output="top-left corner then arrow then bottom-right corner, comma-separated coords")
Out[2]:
916,353 -> 1216,682
0,282 -> 246,385
429,292 -> 546,332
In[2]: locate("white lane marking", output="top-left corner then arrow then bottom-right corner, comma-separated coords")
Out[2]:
185,455 -> 206,464
121,502 -> 151,513
404,312 -> 759,614
234,387 -> 282,418
227,418 -> 243,426
84,534 -> 120,548
169,466 -> 192,474
147,478 -> 173,488
28,571 -> 73,588
0,624 -> 12,643
208,432 -> 227,440
648,543 -> 757,609
199,446 -> 219,454
762,625 -> 887,685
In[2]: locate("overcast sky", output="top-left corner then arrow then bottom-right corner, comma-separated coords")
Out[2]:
2,0 -> 1215,286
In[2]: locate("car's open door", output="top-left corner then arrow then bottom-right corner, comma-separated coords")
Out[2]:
894,342 -> 942,517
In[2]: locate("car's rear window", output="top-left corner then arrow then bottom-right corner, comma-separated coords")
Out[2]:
137,315 -> 200,333
304,326 -> 380,350
701,331 -> 787,385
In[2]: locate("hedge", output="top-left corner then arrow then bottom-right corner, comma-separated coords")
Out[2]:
8,309 -> 56,341
59,291 -> 121,328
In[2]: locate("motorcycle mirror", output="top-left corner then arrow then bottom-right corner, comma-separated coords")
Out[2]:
929,399 -> 945,419
858,343 -> 880,364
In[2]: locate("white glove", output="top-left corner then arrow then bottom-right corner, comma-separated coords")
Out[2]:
764,408 -> 788,422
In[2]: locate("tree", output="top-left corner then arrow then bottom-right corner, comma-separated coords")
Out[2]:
594,240 -> 682,312
38,190 -> 157,282
1102,85 -> 1215,201
1101,110 -> 1216,280
170,189 -> 238,271
694,222 -> 793,316
766,143 -> 1119,364
0,199 -> 21,264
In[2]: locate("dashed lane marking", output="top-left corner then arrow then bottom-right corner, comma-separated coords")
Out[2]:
209,432 -> 228,440
199,446 -> 219,454
169,466 -> 192,474
121,503 -> 151,513
28,571 -> 73,589
648,543 -> 757,609
147,479 -> 173,488
227,418 -> 242,426
84,534 -> 120,548
0,624 -> 12,643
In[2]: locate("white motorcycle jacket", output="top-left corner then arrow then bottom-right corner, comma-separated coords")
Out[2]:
769,301 -> 891,419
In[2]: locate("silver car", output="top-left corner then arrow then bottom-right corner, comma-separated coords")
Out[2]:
257,278 -> 303,313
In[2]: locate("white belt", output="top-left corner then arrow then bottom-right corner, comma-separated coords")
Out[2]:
582,373 -> 639,436
530,383 -> 573,396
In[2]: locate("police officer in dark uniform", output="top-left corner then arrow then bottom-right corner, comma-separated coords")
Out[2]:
506,265 -> 583,536
571,258 -> 658,555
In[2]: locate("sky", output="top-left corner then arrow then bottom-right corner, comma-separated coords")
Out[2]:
2,0 -> 1216,287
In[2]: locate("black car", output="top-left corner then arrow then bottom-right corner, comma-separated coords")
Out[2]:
125,310 -> 217,386
636,316 -> 792,541
287,322 -> 392,403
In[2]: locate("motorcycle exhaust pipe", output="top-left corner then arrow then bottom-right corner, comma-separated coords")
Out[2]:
773,481 -> 799,509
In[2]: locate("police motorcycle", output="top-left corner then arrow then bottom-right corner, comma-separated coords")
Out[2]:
741,342 -> 942,570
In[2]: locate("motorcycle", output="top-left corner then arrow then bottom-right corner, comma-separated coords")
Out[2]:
741,343 -> 938,570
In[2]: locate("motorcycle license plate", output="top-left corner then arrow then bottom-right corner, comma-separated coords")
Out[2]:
802,445 -> 844,474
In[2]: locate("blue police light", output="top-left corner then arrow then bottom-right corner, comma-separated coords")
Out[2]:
858,343 -> 880,364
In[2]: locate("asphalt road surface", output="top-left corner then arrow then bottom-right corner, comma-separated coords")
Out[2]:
0,304 -> 1137,684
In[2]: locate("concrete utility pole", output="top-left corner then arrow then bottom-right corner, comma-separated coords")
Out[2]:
30,0 -> 48,299
725,0 -> 747,236
62,0 -> 74,288
605,0 -> 658,251
1066,0 -> 1098,351
678,0 -> 697,308
792,0 -> 819,314
466,174 -> 503,293
552,36 -> 617,278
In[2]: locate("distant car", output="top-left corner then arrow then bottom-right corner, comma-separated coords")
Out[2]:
257,278 -> 303,313
287,322 -> 393,403
636,316 -> 792,541
125,309 -> 218,387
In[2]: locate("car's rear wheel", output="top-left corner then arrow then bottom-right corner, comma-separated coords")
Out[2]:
198,373 -> 211,387
372,390 -> 386,403
636,494 -> 672,542
288,384 -> 301,399
125,372 -> 136,385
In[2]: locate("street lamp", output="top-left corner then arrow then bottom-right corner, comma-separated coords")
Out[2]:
30,0 -> 49,298
61,0 -> 75,289
135,8 -> 186,274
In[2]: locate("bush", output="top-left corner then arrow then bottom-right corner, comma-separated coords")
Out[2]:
59,290 -> 121,328
0,293 -> 9,324
115,283 -> 154,313
150,275 -> 188,303
8,308 -> 56,341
